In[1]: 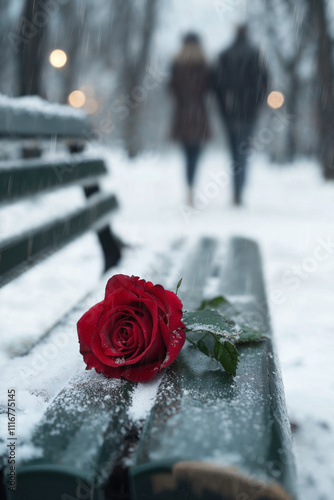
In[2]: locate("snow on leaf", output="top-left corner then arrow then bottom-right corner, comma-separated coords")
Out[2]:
183,309 -> 237,339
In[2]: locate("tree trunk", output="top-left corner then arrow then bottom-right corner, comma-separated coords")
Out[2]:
121,0 -> 158,157
0,0 -> 10,71
18,0 -> 48,97
308,0 -> 334,178
59,2 -> 87,104
261,0 -> 312,162
284,64 -> 299,162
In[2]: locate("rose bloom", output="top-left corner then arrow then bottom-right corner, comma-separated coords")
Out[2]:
77,274 -> 185,382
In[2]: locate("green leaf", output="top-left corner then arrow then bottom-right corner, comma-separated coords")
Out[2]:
175,278 -> 183,296
199,295 -> 239,322
198,296 -> 267,342
197,339 -> 210,357
199,296 -> 230,310
213,340 -> 221,361
214,340 -> 239,376
183,310 -> 238,341
238,324 -> 267,343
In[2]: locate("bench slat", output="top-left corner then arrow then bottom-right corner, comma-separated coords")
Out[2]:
0,158 -> 107,205
0,192 -> 118,287
0,96 -> 91,138
7,375 -> 134,500
129,237 -> 297,500
173,236 -> 217,310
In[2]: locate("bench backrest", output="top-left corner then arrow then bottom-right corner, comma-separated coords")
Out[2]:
0,95 -> 91,138
0,96 -> 119,287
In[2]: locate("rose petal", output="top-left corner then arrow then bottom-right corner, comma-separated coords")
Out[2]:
81,351 -> 116,375
85,352 -> 162,382
105,274 -> 135,297
77,301 -> 103,353
105,274 -> 154,299
95,313 -> 146,362
147,284 -> 169,313
102,287 -> 139,311
156,316 -> 171,348
84,352 -> 124,379
112,322 -> 140,355
136,276 -> 154,291
121,360 -> 163,382
91,298 -> 159,367
168,308 -> 184,333
79,275 -> 186,382
165,290 -> 184,332
99,308 -> 142,352
135,322 -> 166,364
160,327 -> 186,369
165,290 -> 183,314
97,300 -> 151,353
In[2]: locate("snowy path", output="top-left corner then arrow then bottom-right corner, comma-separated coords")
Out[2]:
1,145 -> 333,499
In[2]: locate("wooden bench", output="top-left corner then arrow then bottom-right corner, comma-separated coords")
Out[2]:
0,95 -> 121,287
1,231 -> 297,498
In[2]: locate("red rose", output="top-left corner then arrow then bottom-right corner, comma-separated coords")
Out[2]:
77,274 -> 185,382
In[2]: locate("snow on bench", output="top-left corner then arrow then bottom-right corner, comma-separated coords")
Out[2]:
0,94 -> 91,138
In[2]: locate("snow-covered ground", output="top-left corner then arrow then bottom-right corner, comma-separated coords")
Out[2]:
1,145 -> 334,499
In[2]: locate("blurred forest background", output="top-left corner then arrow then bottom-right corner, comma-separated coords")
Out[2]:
1,0 -> 334,177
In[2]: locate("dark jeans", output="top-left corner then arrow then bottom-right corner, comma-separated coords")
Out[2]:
227,125 -> 252,203
182,143 -> 201,188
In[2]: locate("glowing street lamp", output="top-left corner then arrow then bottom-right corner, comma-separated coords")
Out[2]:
267,91 -> 285,109
49,49 -> 67,69
68,90 -> 86,108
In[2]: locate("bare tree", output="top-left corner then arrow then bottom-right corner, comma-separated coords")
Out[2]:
0,0 -> 13,94
257,0 -> 312,161
17,0 -> 48,96
57,1 -> 88,103
0,0 -> 11,61
257,0 -> 334,176
117,0 -> 159,157
306,0 -> 334,178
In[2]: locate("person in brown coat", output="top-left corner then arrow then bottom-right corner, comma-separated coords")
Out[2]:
169,33 -> 211,205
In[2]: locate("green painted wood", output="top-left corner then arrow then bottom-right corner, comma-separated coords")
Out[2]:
0,192 -> 118,287
129,237 -> 297,500
0,97 -> 91,138
6,374 -> 135,500
0,157 -> 107,204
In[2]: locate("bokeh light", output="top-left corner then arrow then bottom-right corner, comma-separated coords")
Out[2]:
84,98 -> 99,115
80,85 -> 95,98
267,91 -> 285,109
68,90 -> 86,108
49,49 -> 67,69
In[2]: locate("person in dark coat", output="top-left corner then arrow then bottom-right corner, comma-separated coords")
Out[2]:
169,33 -> 211,206
212,25 -> 268,205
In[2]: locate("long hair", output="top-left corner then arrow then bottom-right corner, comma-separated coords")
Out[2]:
174,35 -> 206,64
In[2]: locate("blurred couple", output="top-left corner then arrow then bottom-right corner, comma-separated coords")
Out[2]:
169,26 -> 268,207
